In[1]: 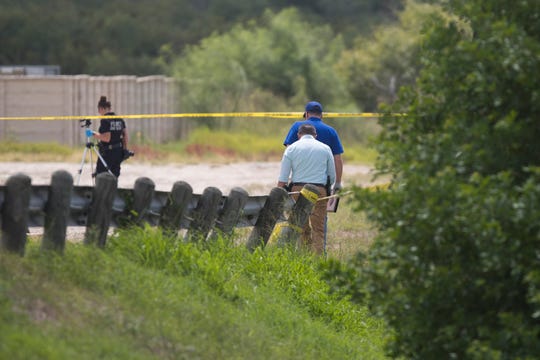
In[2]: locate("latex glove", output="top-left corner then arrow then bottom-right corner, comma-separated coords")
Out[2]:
85,129 -> 94,137
333,182 -> 342,193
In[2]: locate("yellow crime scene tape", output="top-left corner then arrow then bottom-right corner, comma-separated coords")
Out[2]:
0,112 -> 402,121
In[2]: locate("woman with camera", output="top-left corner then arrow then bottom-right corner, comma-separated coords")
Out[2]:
85,96 -> 129,178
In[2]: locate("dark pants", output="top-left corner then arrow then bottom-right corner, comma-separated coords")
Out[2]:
96,148 -> 123,177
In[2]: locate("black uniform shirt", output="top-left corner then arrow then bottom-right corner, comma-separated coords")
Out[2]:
98,112 -> 126,145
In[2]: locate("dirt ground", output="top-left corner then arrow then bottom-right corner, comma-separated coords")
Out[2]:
0,161 -> 374,196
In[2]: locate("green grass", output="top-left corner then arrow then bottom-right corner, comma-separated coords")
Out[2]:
326,196 -> 378,259
165,127 -> 378,164
0,141 -> 72,155
156,127 -> 285,162
0,131 -> 386,358
0,228 -> 389,359
0,128 -> 377,165
0,141 -> 75,162
343,144 -> 378,164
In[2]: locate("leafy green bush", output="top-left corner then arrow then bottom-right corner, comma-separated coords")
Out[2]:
172,8 -> 355,118
350,0 -> 540,358
337,1 -> 445,112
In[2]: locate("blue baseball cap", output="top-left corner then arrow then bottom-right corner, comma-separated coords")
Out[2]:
305,101 -> 323,113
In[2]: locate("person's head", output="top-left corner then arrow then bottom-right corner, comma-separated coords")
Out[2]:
298,123 -> 317,138
303,101 -> 323,119
97,95 -> 111,115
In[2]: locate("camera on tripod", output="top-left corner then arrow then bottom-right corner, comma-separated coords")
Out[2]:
80,119 -> 92,128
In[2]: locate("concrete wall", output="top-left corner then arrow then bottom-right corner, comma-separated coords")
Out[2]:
0,75 -> 189,146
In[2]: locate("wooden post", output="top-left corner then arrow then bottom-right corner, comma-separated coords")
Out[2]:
211,187 -> 249,240
0,173 -> 31,255
42,170 -> 73,252
246,187 -> 289,251
185,186 -> 222,243
277,184 -> 320,248
160,181 -> 193,237
84,173 -> 117,247
130,177 -> 155,226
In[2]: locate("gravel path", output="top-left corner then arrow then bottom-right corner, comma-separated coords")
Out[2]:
0,161 -> 373,196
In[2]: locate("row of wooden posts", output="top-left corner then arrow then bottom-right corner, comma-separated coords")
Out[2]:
0,171 -> 323,255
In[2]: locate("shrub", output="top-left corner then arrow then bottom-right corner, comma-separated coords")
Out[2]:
351,1 -> 540,358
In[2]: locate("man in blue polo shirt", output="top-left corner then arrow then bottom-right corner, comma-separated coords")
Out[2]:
278,123 -> 336,254
283,101 -> 343,192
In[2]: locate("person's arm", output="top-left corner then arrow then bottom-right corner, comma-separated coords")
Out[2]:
92,131 -> 111,142
91,118 -> 111,142
328,152 -> 336,187
122,128 -> 128,148
277,154 -> 292,187
333,154 -> 343,185
283,123 -> 299,146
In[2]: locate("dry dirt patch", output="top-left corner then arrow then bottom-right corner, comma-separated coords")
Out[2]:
0,161 -> 373,195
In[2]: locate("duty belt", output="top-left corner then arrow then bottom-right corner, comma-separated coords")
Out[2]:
100,142 -> 123,150
291,182 -> 326,187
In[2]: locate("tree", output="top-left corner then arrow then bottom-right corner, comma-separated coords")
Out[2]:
352,0 -> 540,358
337,0 -> 445,111
0,0 -> 402,76
171,8 -> 354,129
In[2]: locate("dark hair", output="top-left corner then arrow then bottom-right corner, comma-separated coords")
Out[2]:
98,96 -> 111,109
298,123 -> 317,136
306,109 -> 322,116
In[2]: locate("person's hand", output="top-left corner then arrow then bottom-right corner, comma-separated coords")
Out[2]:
85,129 -> 93,137
333,182 -> 342,193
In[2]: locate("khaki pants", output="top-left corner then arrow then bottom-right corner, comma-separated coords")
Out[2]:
291,185 -> 328,255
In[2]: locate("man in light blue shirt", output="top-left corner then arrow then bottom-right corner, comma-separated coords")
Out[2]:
277,123 -> 336,254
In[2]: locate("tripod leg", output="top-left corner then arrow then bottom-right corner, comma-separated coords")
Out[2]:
92,147 -> 116,179
76,146 -> 89,186
89,147 -> 95,186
